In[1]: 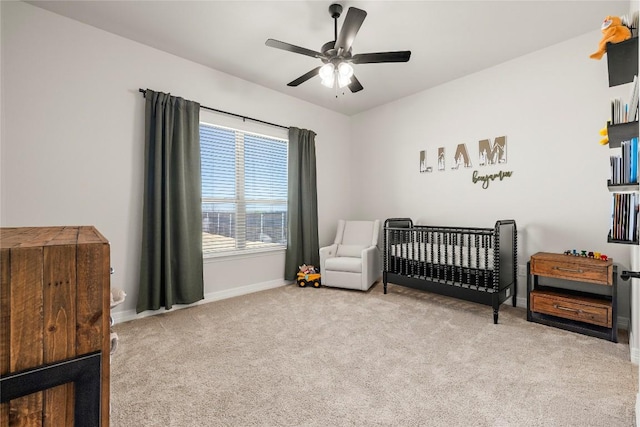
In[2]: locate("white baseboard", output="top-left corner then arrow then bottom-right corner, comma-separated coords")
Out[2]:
111,279 -> 291,325
630,331 -> 638,365
631,345 -> 640,365
113,283 -> 633,336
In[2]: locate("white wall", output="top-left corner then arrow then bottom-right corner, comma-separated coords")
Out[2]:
1,1 -> 636,330
0,1 -> 353,320
350,31 -> 634,323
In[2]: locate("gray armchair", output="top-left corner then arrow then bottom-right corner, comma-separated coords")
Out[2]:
319,219 -> 381,291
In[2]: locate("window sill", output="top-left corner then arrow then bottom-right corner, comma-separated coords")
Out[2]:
203,246 -> 286,262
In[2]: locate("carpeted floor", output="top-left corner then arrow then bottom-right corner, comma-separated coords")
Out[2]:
111,282 -> 637,426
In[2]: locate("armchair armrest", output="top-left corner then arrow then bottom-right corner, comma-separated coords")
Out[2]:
361,245 -> 381,287
319,244 -> 338,277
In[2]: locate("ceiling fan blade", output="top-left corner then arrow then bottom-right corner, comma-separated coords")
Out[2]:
287,67 -> 322,87
335,7 -> 367,55
265,39 -> 323,59
348,74 -> 364,93
351,51 -> 412,64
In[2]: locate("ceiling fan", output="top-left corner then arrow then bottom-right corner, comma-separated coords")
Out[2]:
265,3 -> 411,93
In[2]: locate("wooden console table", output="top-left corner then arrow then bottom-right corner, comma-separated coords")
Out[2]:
527,252 -> 617,342
0,226 -> 110,426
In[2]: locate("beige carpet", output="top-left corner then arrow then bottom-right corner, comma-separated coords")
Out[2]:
111,282 -> 637,426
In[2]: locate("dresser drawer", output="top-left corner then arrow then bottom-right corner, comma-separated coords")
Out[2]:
530,252 -> 613,286
530,290 -> 612,328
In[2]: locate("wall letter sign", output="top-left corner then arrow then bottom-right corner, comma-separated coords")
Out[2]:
419,135 -> 511,188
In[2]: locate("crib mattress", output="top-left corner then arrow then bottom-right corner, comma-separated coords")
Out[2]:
389,243 -> 494,269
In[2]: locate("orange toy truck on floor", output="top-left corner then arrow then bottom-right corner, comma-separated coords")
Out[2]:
297,264 -> 321,288
297,272 -> 321,288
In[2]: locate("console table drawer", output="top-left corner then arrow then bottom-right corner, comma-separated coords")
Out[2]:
530,290 -> 612,328
530,252 -> 613,285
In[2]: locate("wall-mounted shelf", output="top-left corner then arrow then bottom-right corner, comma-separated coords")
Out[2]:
607,121 -> 639,148
607,182 -> 640,192
607,37 -> 638,87
607,236 -> 639,245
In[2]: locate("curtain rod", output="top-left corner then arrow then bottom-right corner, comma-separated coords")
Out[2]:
138,88 -> 289,130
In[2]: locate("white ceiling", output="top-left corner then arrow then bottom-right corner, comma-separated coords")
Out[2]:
26,0 -> 630,116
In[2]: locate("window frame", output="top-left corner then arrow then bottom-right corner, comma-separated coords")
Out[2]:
200,121 -> 288,259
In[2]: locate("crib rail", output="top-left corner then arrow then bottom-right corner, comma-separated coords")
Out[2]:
383,218 -> 515,292
494,219 -> 517,295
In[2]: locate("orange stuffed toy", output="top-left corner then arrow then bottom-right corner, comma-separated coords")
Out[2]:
590,16 -> 631,60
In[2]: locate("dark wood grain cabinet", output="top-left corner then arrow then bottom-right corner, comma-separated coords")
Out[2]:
1,226 -> 110,426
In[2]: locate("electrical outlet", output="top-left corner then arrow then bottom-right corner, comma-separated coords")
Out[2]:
518,265 -> 527,276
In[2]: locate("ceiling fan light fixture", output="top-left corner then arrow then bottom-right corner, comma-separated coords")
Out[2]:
337,74 -> 352,88
338,62 -> 353,78
319,61 -> 352,89
321,74 -> 335,88
337,62 -> 353,88
319,63 -> 335,81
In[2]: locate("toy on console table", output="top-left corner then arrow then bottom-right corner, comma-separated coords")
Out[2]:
563,250 -> 608,261
590,15 -> 632,60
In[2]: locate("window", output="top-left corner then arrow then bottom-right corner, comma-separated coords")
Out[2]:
200,123 -> 288,256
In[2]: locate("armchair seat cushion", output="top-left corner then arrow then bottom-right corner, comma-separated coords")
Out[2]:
336,244 -> 366,258
325,256 -> 362,273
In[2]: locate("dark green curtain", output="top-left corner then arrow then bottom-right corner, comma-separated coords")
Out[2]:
284,127 -> 319,280
137,89 -> 204,313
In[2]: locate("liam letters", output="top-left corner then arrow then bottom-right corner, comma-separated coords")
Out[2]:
420,136 -> 507,173
420,136 -> 513,189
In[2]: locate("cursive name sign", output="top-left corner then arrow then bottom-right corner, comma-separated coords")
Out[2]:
472,170 -> 513,189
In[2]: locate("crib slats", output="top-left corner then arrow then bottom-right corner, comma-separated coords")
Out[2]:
385,222 -> 497,292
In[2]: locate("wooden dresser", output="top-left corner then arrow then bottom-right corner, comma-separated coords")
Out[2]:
527,251 -> 617,342
0,226 -> 110,426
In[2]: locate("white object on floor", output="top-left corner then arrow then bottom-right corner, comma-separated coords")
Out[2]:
110,287 -> 126,308
110,332 -> 119,355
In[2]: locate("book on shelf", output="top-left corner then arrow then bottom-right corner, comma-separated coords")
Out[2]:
630,194 -> 638,241
610,155 -> 620,184
611,98 -> 620,124
609,137 -> 639,185
631,136 -> 638,183
610,76 -> 639,124
610,192 -> 639,242
629,75 -> 639,122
